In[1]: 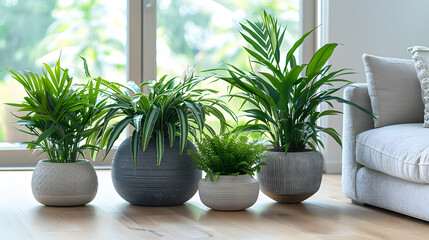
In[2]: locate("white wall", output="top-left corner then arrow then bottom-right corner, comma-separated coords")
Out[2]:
319,0 -> 429,173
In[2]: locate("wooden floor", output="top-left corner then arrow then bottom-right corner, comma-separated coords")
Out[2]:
0,171 -> 428,240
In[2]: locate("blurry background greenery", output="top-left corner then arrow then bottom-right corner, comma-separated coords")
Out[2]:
0,0 -> 298,145
156,0 -> 299,136
157,0 -> 298,76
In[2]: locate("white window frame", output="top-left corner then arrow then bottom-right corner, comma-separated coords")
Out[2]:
0,0 -> 316,168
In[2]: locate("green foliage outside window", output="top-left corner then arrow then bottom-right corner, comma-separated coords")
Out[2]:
0,0 -> 56,80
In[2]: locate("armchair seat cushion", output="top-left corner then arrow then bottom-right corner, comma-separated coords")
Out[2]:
356,123 -> 429,184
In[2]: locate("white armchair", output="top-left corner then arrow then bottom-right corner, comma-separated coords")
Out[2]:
342,83 -> 429,221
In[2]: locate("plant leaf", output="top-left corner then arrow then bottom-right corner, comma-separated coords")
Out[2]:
35,126 -> 59,144
167,122 -> 175,147
306,43 -> 338,75
133,114 -> 144,132
176,108 -> 189,155
80,56 -> 92,78
185,100 -> 204,136
131,130 -> 139,170
126,81 -> 141,94
141,105 -> 160,151
156,130 -> 164,166
106,116 -> 132,155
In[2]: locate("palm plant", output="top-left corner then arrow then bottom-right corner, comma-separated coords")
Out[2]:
216,11 -> 372,153
188,133 -> 266,182
6,57 -> 111,163
100,67 -> 235,168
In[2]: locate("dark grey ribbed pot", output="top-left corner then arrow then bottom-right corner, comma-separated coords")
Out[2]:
257,151 -> 323,203
111,137 -> 201,206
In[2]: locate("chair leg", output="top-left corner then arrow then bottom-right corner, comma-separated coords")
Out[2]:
352,199 -> 366,206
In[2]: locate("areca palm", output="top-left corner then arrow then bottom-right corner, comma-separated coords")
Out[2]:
6,57 -> 111,162
217,11 -> 372,153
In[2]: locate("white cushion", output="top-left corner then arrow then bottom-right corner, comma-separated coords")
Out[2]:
356,123 -> 429,184
408,46 -> 429,127
362,54 -> 424,128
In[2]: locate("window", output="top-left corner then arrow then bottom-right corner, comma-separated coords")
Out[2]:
0,0 -> 129,167
156,0 -> 300,77
0,0 -> 310,167
154,0 -> 300,134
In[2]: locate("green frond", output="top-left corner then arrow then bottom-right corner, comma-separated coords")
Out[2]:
6,57 -> 114,163
188,133 -> 266,182
214,12 -> 372,152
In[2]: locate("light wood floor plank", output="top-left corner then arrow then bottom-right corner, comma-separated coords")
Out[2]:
0,170 -> 428,240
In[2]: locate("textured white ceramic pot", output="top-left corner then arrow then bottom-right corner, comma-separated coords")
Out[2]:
198,175 -> 259,211
32,160 -> 98,206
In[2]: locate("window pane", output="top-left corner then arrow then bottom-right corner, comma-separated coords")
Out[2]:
156,0 -> 299,131
156,0 -> 299,76
0,0 -> 126,148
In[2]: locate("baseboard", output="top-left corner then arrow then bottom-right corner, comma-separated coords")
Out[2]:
324,160 -> 342,174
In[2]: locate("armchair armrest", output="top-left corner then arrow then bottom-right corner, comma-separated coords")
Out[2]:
342,83 -> 374,199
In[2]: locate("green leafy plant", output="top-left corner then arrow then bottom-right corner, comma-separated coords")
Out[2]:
188,133 -> 266,182
216,11 -> 373,153
5,57 -> 111,163
100,67 -> 235,168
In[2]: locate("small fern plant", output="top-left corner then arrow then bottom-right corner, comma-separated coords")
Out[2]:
188,133 -> 266,182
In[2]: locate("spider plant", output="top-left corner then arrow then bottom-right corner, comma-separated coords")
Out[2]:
100,67 -> 235,168
216,11 -> 373,153
5,57 -> 111,163
188,133 -> 266,182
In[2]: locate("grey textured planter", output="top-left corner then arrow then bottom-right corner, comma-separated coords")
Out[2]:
257,151 -> 323,203
199,175 -> 259,211
112,137 -> 201,206
32,160 -> 98,206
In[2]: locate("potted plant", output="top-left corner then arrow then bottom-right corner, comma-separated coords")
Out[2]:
101,67 -> 234,206
215,12 -> 373,203
6,58 -> 111,206
188,133 -> 266,211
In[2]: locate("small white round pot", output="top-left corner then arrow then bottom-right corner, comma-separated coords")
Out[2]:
32,160 -> 98,207
198,175 -> 259,211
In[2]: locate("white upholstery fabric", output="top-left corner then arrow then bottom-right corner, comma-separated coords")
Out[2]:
362,54 -> 424,127
356,123 -> 429,184
408,46 -> 429,127
356,167 -> 429,221
342,84 -> 374,199
342,82 -> 429,222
